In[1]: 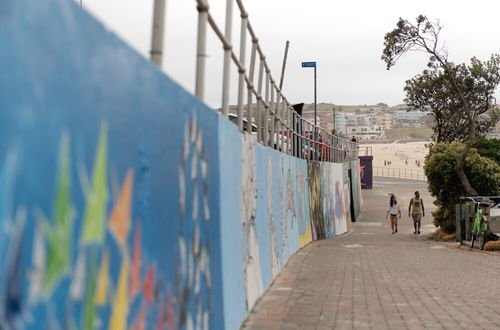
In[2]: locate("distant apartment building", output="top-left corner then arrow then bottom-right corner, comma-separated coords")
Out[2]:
319,115 -> 334,132
376,113 -> 394,130
394,110 -> 430,127
333,113 -> 347,134
347,126 -> 383,140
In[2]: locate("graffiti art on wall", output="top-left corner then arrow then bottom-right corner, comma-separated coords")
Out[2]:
320,163 -> 336,238
278,158 -> 299,264
318,162 -> 348,238
240,133 -> 263,312
176,115 -> 213,330
359,156 -> 373,189
0,0 -> 363,328
343,162 -> 353,227
266,158 -> 280,278
308,162 -> 324,239
295,161 -> 312,248
0,0 -> 226,322
0,113 -> 220,328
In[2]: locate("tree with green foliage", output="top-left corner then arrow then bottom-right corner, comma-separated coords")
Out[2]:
382,15 -> 500,196
474,137 -> 500,165
424,142 -> 500,233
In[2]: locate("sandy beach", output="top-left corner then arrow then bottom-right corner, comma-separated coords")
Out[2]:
361,141 -> 429,170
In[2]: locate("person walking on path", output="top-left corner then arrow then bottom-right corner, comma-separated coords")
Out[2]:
408,191 -> 425,234
386,194 -> 401,234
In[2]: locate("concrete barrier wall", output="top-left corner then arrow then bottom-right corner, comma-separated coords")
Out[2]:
351,160 -> 364,220
0,0 -> 362,328
217,120 -> 362,329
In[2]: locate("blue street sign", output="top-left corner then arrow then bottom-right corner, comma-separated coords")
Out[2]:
301,61 -> 316,68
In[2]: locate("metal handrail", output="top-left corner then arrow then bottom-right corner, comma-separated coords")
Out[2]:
194,0 -> 358,162
373,166 -> 426,181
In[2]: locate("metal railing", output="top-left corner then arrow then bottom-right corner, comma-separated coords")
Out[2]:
358,146 -> 372,156
192,0 -> 358,162
373,167 -> 426,181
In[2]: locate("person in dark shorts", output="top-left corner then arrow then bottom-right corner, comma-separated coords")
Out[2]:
386,194 -> 401,234
408,191 -> 425,234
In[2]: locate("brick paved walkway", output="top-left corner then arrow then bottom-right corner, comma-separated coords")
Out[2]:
242,178 -> 500,329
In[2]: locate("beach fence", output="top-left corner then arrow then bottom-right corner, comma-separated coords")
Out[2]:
373,166 -> 426,181
358,146 -> 372,156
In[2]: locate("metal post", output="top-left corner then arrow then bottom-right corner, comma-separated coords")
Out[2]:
293,112 -> 297,157
256,56 -> 264,142
275,93 -> 281,151
195,0 -> 209,99
150,0 -> 167,67
264,70 -> 270,146
286,103 -> 295,156
247,39 -> 257,134
279,98 -> 284,153
313,65 -> 317,161
279,41 -> 290,91
283,101 -> 288,154
329,134 -> 332,162
269,84 -> 275,148
221,0 -> 233,117
282,100 -> 286,154
333,107 -> 336,133
237,11 -> 247,132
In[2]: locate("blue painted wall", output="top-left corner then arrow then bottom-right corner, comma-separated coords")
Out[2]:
0,0 -> 363,328
0,0 -> 223,328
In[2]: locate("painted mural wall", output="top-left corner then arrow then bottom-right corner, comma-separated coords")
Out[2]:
217,120 -> 362,329
350,160 -> 364,220
359,155 -> 374,189
0,0 -> 363,329
0,0 -> 224,328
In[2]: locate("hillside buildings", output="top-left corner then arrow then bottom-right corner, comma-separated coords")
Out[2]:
304,104 -> 431,141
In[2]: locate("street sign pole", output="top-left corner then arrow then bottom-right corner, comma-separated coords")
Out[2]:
301,61 -> 318,160
314,64 -> 317,161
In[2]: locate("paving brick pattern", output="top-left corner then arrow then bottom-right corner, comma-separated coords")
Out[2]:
243,178 -> 500,330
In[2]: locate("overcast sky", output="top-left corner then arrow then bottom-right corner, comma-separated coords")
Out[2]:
82,0 -> 500,108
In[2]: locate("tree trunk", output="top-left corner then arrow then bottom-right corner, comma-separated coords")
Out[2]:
437,63 -> 478,196
454,119 -> 478,196
455,145 -> 478,196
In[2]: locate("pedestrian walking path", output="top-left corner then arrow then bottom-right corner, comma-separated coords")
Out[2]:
242,178 -> 500,329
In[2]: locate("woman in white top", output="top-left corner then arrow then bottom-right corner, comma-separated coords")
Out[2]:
386,194 -> 401,234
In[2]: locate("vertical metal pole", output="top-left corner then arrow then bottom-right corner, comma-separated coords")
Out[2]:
313,65 -> 317,161
275,93 -> 281,151
150,0 -> 167,67
329,134 -> 332,162
333,107 -> 336,133
299,117 -> 303,159
269,83 -> 275,148
283,101 -> 286,154
279,96 -> 284,153
195,0 -> 209,99
237,12 -> 247,132
256,55 -> 264,142
264,70 -> 270,146
247,40 -> 257,135
287,104 -> 292,156
279,41 -> 290,91
283,102 -> 287,154
221,0 -> 233,117
293,112 -> 297,157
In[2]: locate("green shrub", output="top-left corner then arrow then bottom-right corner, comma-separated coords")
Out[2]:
424,142 -> 500,233
474,137 -> 500,165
